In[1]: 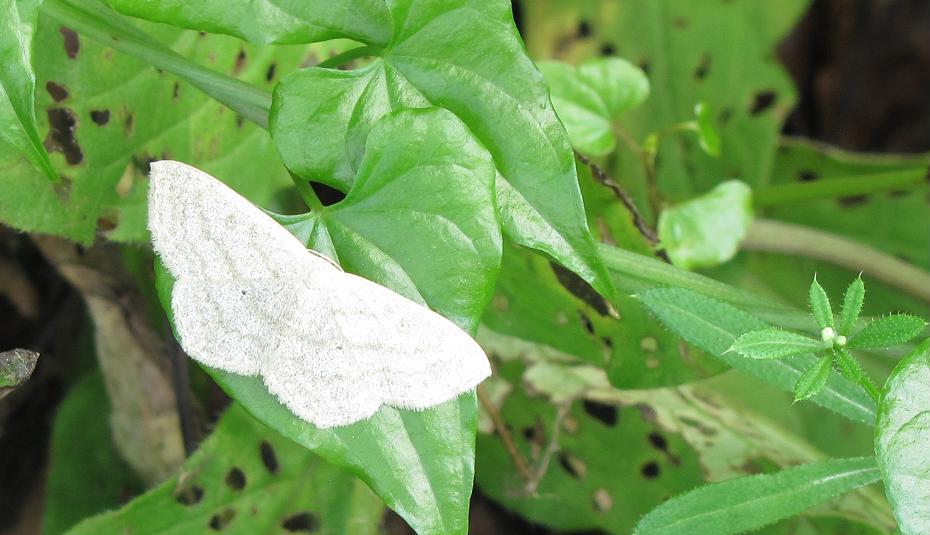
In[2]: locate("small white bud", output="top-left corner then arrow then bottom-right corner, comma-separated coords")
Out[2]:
836,335 -> 847,347
821,327 -> 836,343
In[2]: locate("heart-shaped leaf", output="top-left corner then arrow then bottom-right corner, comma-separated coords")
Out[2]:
103,0 -> 614,297
156,108 -> 500,535
0,0 -> 57,181
875,338 -> 930,535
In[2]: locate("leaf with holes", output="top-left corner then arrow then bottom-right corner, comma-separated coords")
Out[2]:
730,328 -> 824,360
875,339 -> 930,535
0,0 -> 58,181
65,403 -> 385,535
521,0 -> 808,212
539,57 -> 649,156
638,288 -> 875,424
44,373 -> 144,535
0,5 -> 305,243
633,457 -> 880,535
657,180 -> 753,270
848,314 -> 927,350
157,108 -> 500,535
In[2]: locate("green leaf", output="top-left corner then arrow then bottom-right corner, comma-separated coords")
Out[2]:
259,0 -> 613,296
65,403 -> 385,535
730,328 -> 824,360
848,314 -> 928,350
638,288 -> 876,425
540,57 -> 649,156
156,108 -> 500,535
0,0 -> 57,181
875,339 -> 930,535
0,5 -> 303,243
809,276 -> 834,330
633,457 -> 880,535
794,354 -> 833,402
657,180 -> 753,270
839,277 -> 865,336
693,101 -> 720,157
44,373 -> 143,535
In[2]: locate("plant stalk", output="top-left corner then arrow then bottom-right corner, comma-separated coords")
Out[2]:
755,169 -> 927,206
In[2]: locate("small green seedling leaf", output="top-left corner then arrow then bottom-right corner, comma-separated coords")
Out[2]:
730,329 -> 824,360
0,348 -> 38,398
0,0 -> 58,182
693,101 -> 720,157
839,277 -> 865,336
657,180 -> 753,270
875,339 -> 930,535
541,57 -> 649,156
637,288 -> 875,425
848,314 -> 928,350
794,354 -> 833,402
808,276 -> 834,330
633,457 -> 880,535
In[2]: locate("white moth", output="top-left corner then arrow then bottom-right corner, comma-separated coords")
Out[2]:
148,161 -> 491,428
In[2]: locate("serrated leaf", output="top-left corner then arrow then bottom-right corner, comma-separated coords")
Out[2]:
848,314 -> 927,350
809,277 -> 834,330
540,57 -> 649,156
875,339 -> 930,535
633,457 -> 880,535
638,288 -> 875,425
65,403 -> 385,535
657,180 -> 753,270
794,354 -> 833,402
693,101 -> 720,157
839,277 -> 865,336
0,0 -> 57,181
156,108 -> 500,535
730,328 -> 824,360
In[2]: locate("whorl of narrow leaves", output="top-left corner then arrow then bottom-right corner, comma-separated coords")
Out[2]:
808,277 -> 834,330
839,277 -> 865,336
633,457 -> 880,535
793,354 -> 833,402
729,329 -> 824,360
848,314 -> 927,350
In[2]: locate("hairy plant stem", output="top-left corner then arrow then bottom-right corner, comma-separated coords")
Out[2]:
834,348 -> 881,403
477,384 -> 532,481
744,219 -> 930,303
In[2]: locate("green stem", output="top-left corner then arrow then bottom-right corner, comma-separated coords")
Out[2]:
317,45 -> 381,69
755,169 -> 927,206
289,173 -> 324,212
744,219 -> 930,303
42,0 -> 272,127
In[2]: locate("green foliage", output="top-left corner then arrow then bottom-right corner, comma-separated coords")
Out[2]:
793,355 -> 834,402
0,348 -> 38,391
66,403 -> 385,535
657,180 -> 752,270
633,457 -> 881,535
692,101 -> 720,157
43,373 -> 143,535
638,287 -> 876,424
848,315 -> 928,350
809,277 -> 835,330
840,277 -> 866,336
540,57 -> 648,155
875,339 -> 930,535
730,329 -> 826,360
0,0 -> 57,181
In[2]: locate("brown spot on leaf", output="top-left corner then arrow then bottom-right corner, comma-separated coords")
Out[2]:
592,488 -> 613,512
798,169 -> 819,182
266,62 -> 277,82
60,27 -> 79,58
641,461 -> 661,479
174,485 -> 204,505
648,432 -> 668,451
209,508 -> 236,530
577,20 -> 592,37
46,81 -> 69,102
550,262 -> 612,316
53,175 -> 73,202
583,399 -> 617,426
90,109 -> 110,126
838,194 -> 869,207
233,48 -> 247,75
558,452 -> 587,478
281,512 -> 319,532
225,467 -> 246,490
124,112 -> 134,136
44,108 -> 83,165
260,441 -> 279,474
173,82 -> 181,100
750,90 -> 777,115
636,403 -> 658,423
694,53 -> 711,80
600,43 -> 617,56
